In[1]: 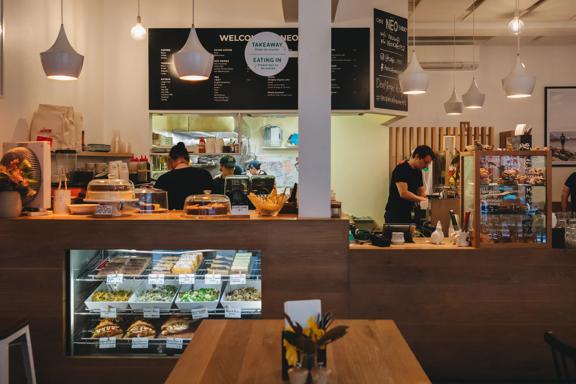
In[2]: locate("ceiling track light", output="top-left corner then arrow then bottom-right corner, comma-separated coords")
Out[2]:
399,0 -> 429,95
130,0 -> 147,41
444,16 -> 463,116
40,0 -> 84,81
502,0 -> 535,98
462,0 -> 485,109
173,0 -> 214,82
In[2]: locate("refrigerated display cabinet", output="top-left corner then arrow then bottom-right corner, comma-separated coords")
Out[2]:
460,150 -> 551,248
67,249 -> 262,357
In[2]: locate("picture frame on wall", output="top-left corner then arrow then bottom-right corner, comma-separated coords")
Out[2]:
545,86 -> 576,167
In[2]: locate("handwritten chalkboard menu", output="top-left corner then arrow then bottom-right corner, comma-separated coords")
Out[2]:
373,9 -> 408,111
149,28 -> 369,111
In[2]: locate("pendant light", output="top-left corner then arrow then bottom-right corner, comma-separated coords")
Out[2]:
130,0 -> 147,41
399,0 -> 429,95
507,3 -> 525,35
462,1 -> 485,109
444,16 -> 463,115
40,0 -> 84,81
502,0 -> 535,98
173,0 -> 214,81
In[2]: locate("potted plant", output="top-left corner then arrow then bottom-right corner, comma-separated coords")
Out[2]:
282,313 -> 348,384
0,158 -> 37,218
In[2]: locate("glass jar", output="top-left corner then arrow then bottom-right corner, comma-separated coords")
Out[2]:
135,187 -> 168,213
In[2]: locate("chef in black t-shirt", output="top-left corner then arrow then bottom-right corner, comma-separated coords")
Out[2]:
155,142 -> 214,210
561,172 -> 576,212
384,145 -> 434,224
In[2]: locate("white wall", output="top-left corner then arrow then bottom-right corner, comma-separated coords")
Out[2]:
398,43 -> 576,201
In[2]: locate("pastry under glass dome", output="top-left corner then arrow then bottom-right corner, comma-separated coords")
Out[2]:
183,193 -> 231,217
84,179 -> 136,203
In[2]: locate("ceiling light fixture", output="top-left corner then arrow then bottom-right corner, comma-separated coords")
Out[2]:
40,0 -> 84,81
444,16 -> 463,115
502,0 -> 535,98
173,0 -> 214,82
399,0 -> 429,95
462,0 -> 485,109
130,0 -> 147,41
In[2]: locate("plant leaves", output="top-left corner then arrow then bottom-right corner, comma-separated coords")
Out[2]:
317,325 -> 348,346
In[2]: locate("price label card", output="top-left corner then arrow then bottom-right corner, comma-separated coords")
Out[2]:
95,204 -> 114,216
230,274 -> 246,285
106,273 -> 123,285
231,205 -> 250,216
99,337 -> 116,349
166,338 -> 184,350
225,306 -> 242,319
148,273 -> 165,285
131,337 -> 149,349
100,307 -> 117,319
191,306 -> 209,320
143,307 -> 160,319
204,274 -> 221,285
179,274 -> 195,285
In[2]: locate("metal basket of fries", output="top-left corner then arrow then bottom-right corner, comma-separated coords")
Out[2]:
248,187 -> 288,217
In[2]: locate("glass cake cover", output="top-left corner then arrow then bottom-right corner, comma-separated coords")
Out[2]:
85,179 -> 136,202
135,187 -> 168,213
183,193 -> 231,217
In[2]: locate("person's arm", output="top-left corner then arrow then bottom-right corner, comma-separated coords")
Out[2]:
561,185 -> 571,211
417,185 -> 427,198
396,182 -> 427,203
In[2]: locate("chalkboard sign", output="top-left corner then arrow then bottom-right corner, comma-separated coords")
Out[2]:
149,28 -> 369,111
373,9 -> 408,111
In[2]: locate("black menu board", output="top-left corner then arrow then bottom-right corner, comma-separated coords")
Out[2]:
373,9 -> 408,111
149,28 -> 369,111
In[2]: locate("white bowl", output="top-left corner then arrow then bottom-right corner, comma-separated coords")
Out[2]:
68,204 -> 98,215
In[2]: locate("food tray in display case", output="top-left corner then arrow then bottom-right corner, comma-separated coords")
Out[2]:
220,279 -> 262,312
128,282 -> 179,311
68,249 -> 262,357
175,282 -> 223,311
460,150 -> 552,248
84,280 -> 143,311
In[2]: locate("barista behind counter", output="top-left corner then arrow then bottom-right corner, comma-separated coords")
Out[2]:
213,155 -> 242,195
384,145 -> 434,224
155,142 -> 214,210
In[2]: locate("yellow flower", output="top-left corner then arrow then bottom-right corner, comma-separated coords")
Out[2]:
283,339 -> 299,367
305,317 -> 325,342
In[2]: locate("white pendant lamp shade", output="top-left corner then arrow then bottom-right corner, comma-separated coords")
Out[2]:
399,51 -> 430,95
444,88 -> 463,115
131,16 -> 147,40
40,24 -> 84,81
507,17 -> 525,35
502,55 -> 535,98
173,28 -> 214,81
462,77 -> 485,109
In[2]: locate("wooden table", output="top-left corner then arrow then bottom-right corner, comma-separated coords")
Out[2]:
165,320 -> 430,384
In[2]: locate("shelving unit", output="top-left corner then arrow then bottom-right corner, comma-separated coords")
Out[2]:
68,249 -> 262,357
52,152 -> 134,158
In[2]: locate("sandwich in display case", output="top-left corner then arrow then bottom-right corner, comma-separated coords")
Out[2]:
67,249 -> 261,357
460,150 -> 551,248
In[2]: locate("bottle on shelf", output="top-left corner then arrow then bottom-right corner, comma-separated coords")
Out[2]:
198,137 -> 206,154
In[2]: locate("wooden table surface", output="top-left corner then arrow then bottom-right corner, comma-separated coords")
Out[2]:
349,237 -> 473,251
165,320 -> 430,384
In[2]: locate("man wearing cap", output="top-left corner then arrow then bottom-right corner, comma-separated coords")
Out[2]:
213,155 -> 237,194
246,160 -> 267,176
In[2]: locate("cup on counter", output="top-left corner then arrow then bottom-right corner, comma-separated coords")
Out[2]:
53,189 -> 72,215
391,232 -> 405,245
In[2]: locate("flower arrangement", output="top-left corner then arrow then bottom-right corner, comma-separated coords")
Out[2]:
0,158 -> 37,198
282,312 -> 348,368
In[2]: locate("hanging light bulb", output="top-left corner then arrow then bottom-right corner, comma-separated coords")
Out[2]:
444,16 -> 463,115
502,0 -> 535,98
40,0 -> 84,81
399,0 -> 429,95
507,16 -> 525,35
173,0 -> 214,81
130,0 -> 146,41
462,0 -> 485,109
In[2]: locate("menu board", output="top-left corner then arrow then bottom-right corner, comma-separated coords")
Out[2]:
149,28 -> 369,111
373,9 -> 408,111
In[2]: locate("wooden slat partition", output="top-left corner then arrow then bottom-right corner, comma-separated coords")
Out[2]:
389,124 -> 496,170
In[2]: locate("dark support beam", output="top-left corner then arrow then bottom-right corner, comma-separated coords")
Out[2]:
521,0 -> 548,17
460,0 -> 486,21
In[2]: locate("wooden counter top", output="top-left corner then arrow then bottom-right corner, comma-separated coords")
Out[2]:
350,238 -> 473,251
10,211 -> 344,222
165,319 -> 430,384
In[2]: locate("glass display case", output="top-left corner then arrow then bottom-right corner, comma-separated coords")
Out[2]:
67,249 -> 262,357
460,150 -> 551,248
